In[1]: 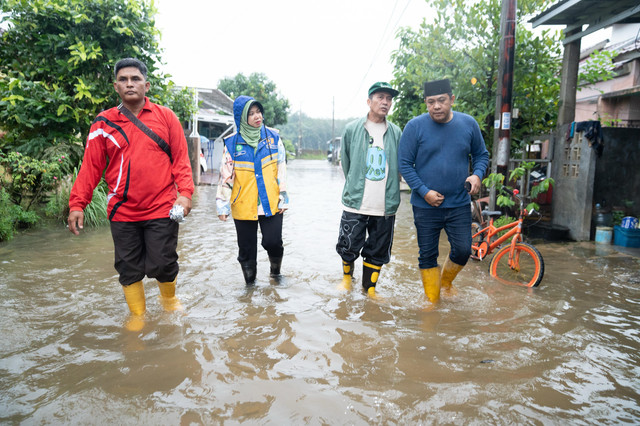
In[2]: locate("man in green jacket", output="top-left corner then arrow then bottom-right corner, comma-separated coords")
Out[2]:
336,82 -> 402,297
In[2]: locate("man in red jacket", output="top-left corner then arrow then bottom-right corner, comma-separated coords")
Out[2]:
68,58 -> 194,331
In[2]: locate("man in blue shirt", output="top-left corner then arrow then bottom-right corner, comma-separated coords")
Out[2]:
398,78 -> 489,305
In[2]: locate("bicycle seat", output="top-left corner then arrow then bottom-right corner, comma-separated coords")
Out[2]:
481,210 -> 503,218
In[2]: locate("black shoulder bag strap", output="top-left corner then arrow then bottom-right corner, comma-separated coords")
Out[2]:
118,103 -> 173,163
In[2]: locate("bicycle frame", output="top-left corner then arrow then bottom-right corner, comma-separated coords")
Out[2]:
470,187 -> 545,287
471,215 -> 523,260
471,216 -> 523,260
471,187 -> 528,261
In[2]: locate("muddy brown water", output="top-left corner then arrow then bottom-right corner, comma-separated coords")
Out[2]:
1,160 -> 639,424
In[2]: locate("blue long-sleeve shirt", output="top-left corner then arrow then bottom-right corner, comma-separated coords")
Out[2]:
398,111 -> 489,209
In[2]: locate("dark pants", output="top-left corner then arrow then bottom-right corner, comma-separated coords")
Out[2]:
336,211 -> 395,266
412,205 -> 471,269
234,213 -> 284,263
110,218 -> 179,286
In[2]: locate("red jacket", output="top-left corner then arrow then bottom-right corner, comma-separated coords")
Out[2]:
69,98 -> 194,222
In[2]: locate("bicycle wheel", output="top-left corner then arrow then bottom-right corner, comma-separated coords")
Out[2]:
488,242 -> 544,287
471,222 -> 484,243
470,222 -> 484,260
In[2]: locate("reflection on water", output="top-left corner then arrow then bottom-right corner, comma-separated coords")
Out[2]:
1,160 -> 639,423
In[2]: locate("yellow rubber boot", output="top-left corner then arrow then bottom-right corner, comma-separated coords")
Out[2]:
157,277 -> 183,312
367,287 -> 377,298
122,281 -> 146,331
363,262 -> 382,298
338,261 -> 354,291
441,257 -> 464,297
420,267 -> 441,305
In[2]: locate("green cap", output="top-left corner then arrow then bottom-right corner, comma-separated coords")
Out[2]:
368,82 -> 399,98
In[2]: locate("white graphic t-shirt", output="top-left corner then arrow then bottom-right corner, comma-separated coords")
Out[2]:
344,119 -> 388,216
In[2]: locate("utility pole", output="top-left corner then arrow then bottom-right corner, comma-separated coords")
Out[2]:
331,96 -> 335,144
491,0 -> 517,208
331,97 -> 335,164
297,106 -> 302,156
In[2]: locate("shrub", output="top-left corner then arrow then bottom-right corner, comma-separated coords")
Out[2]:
0,151 -> 64,210
0,187 -> 38,242
45,168 -> 109,227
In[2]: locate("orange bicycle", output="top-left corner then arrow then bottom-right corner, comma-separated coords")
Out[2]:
470,187 -> 544,287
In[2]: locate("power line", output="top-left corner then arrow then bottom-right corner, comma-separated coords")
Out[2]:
339,0 -> 413,117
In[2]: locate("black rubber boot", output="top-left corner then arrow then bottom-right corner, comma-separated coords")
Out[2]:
269,256 -> 282,277
362,262 -> 382,297
240,261 -> 257,285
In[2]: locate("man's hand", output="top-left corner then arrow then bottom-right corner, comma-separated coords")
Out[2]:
68,210 -> 84,235
424,190 -> 444,207
175,195 -> 192,217
465,175 -> 482,195
218,215 -> 228,221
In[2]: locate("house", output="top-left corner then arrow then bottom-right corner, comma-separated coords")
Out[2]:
575,24 -> 640,125
531,0 -> 640,241
185,87 -> 235,183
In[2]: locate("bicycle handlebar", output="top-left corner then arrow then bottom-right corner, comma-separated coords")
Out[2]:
501,186 -> 521,200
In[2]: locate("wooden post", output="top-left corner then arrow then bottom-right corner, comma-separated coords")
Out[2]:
187,136 -> 200,186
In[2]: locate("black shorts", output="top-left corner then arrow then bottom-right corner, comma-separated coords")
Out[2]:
336,211 -> 395,266
110,218 -> 179,285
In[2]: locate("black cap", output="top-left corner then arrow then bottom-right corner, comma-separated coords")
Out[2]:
423,79 -> 452,97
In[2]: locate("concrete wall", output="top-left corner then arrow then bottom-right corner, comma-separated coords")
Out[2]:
551,125 -> 640,240
551,124 -> 597,241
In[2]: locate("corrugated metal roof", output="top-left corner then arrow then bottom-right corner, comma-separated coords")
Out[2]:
530,0 -> 640,44
195,88 -> 233,114
189,88 -> 234,125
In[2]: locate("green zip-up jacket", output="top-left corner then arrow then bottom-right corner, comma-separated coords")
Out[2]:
340,116 -> 402,216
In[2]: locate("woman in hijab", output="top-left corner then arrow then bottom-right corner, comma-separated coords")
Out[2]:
216,96 -> 289,284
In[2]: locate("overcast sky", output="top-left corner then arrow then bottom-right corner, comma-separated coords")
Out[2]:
154,0 -> 431,119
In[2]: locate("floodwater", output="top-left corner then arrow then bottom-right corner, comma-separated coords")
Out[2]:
1,160 -> 640,424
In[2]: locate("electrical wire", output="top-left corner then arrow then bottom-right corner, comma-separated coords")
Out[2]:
339,0 -> 413,117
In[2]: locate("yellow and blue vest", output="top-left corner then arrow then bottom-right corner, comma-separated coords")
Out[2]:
224,128 -> 280,220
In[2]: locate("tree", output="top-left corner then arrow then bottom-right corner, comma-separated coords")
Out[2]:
218,73 -> 290,127
390,0 -> 561,153
0,0 -> 195,165
277,111 -> 354,154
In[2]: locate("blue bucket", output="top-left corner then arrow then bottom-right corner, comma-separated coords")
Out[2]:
621,216 -> 639,229
595,226 -> 613,244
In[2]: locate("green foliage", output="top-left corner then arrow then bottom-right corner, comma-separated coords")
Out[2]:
44,179 -> 72,223
44,167 -> 108,226
484,172 -> 505,187
0,187 -> 39,242
0,0 -> 195,165
483,160 -> 554,212
493,215 -> 516,238
82,179 -> 110,227
218,73 -> 290,127
155,83 -> 198,127
579,49 -> 618,89
296,152 -> 327,160
280,138 -> 296,160
278,111 -> 354,152
0,151 -> 66,210
529,177 -> 554,202
390,0 -> 561,153
612,210 -> 625,226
